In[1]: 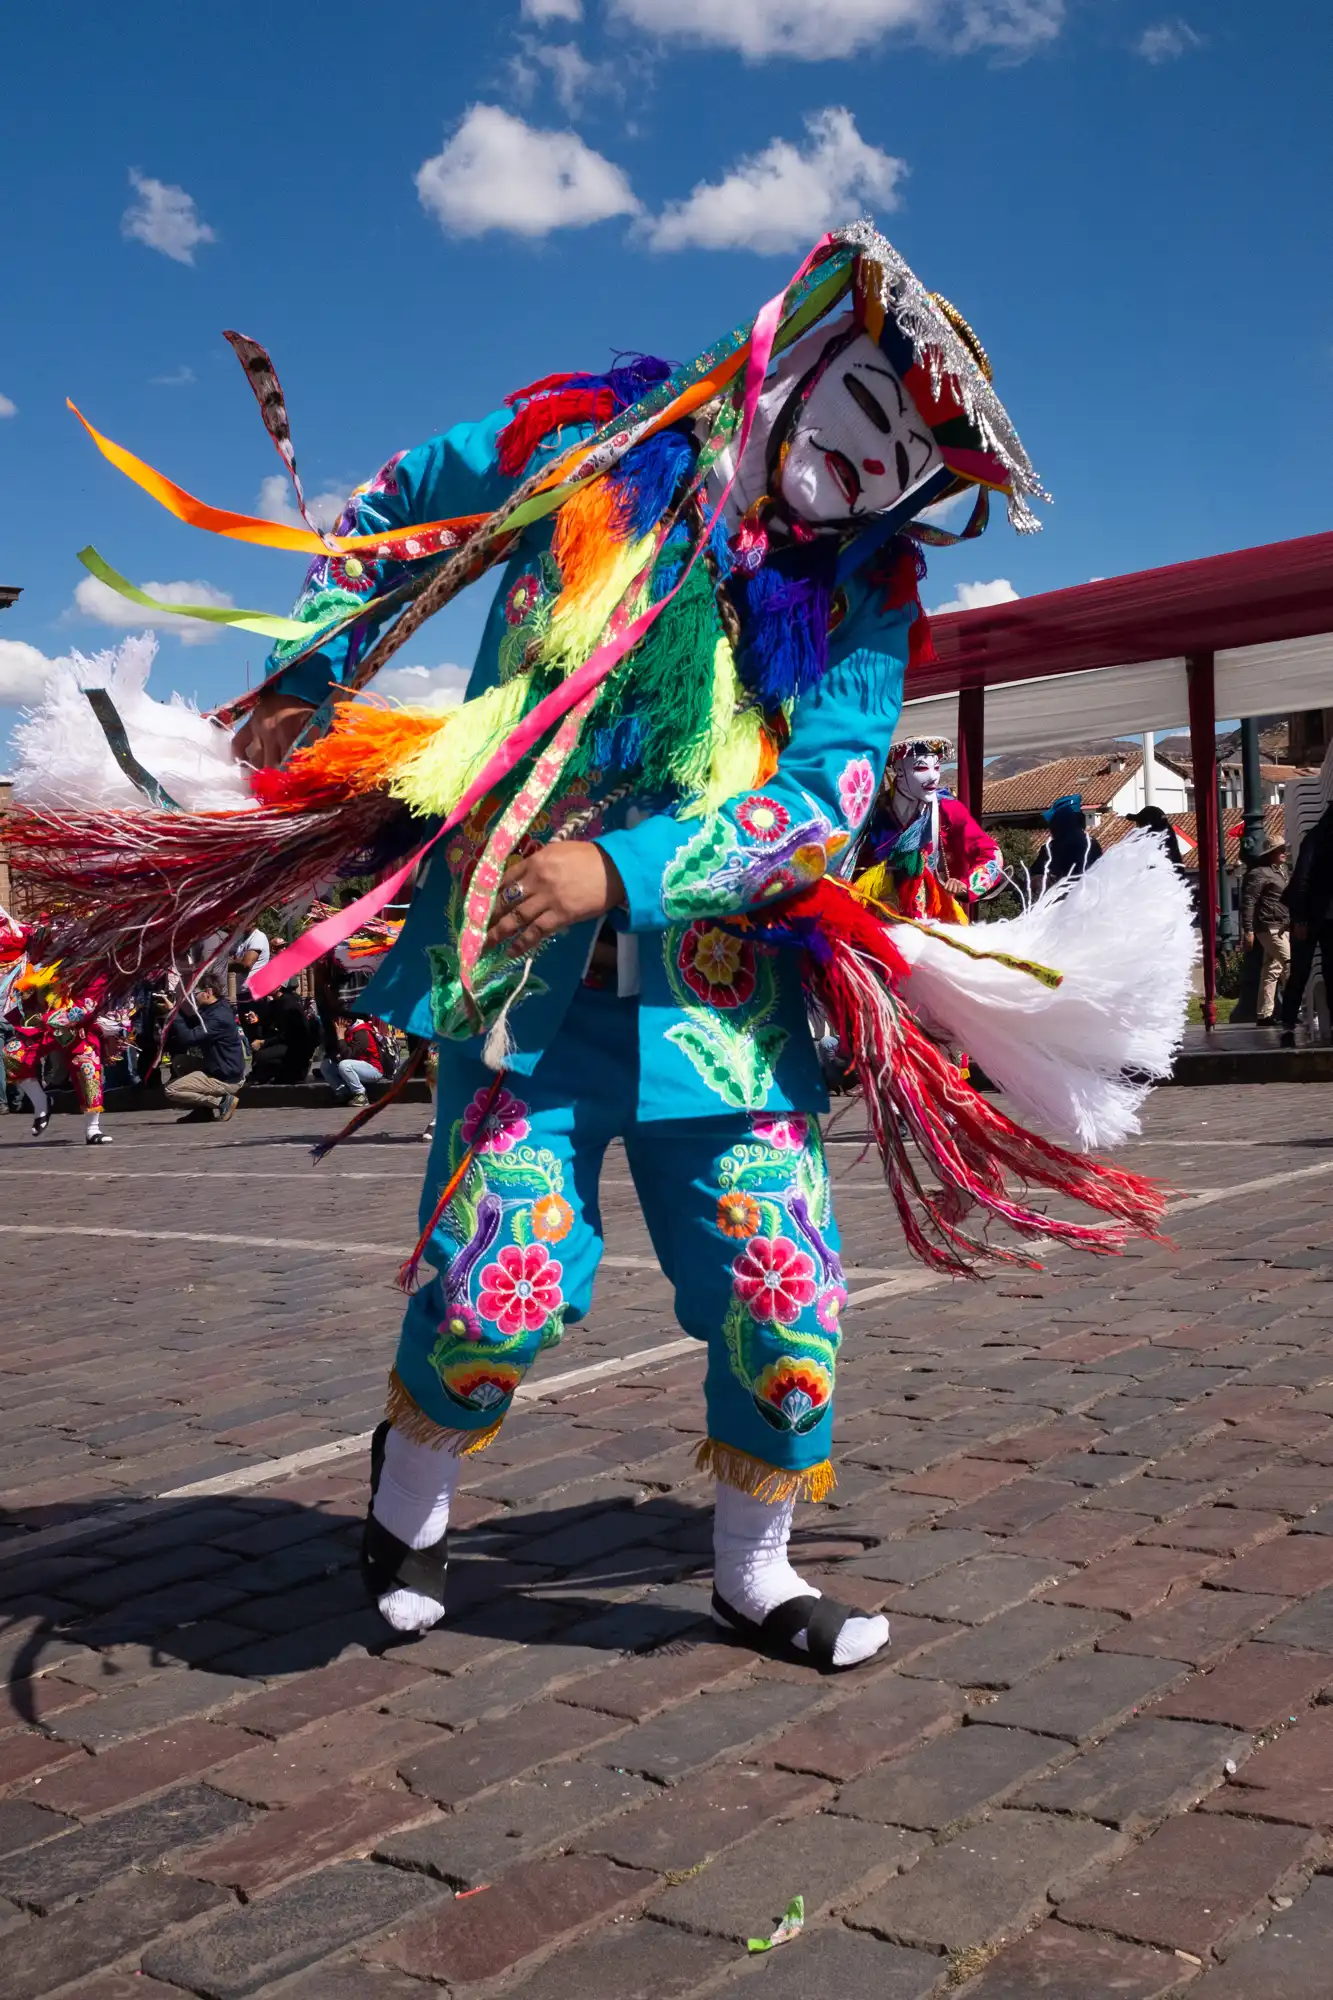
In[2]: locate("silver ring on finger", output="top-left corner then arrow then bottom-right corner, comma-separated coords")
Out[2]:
502,879 -> 526,908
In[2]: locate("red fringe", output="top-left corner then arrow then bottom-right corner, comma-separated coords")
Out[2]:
7,796 -> 395,1002
496,385 -> 616,475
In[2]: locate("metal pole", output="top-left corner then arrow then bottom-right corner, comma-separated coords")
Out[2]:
1240,715 -> 1265,854
1141,730 -> 1157,808
1187,653 -> 1220,1032
1218,769 -> 1237,950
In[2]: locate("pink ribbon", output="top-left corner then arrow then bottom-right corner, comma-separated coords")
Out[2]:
249,235 -> 834,1005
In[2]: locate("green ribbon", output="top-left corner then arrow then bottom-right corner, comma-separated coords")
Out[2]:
76,545 -> 367,645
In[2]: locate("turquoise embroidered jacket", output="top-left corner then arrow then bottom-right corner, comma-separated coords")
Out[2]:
269,412 -> 911,1121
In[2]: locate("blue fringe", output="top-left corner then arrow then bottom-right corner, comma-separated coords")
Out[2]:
732,542 -> 837,707
608,430 -> 696,544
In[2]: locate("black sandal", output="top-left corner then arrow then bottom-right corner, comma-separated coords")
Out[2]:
360,1419 -> 450,1608
31,1111 -> 49,1136
711,1586 -> 881,1674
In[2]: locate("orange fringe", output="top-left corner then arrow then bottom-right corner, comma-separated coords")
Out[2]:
694,1438 -> 837,1505
384,1369 -> 505,1456
252,702 -> 445,810
549,474 -> 625,615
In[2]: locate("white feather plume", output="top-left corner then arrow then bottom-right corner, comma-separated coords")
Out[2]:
10,633 -> 254,814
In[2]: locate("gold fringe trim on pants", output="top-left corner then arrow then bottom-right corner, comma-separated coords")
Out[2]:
384,1369 -> 504,1457
694,1437 -> 837,1504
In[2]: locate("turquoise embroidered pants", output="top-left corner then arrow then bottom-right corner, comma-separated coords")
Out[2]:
390,985 -> 847,1495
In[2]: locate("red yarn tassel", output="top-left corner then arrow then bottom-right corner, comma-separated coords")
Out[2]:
496,386 -> 617,475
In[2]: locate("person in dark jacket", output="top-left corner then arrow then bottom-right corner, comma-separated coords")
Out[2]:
160,973 -> 246,1121
242,983 -> 318,1085
1036,794 -> 1103,895
1280,803 -> 1333,1045
1239,832 -> 1289,1026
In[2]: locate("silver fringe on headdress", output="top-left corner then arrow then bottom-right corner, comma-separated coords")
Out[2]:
836,219 -> 1050,534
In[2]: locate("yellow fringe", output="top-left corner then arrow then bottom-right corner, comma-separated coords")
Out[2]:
680,637 -> 767,822
536,529 -> 656,678
384,1369 -> 504,1456
390,676 -> 531,819
694,1437 -> 837,1505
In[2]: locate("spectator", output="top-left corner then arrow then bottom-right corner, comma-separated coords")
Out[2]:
1130,803 -> 1188,874
242,982 -> 318,1085
230,925 -> 271,1002
1240,831 -> 1290,1027
1280,802 -> 1333,1047
1036,794 -> 1102,895
160,973 -> 246,1121
320,1013 -> 388,1106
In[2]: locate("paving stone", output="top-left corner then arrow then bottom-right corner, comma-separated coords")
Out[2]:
834,1722 -> 1064,1829
0,1781 -> 254,1911
496,1915 -> 737,2000
59,1542 -> 241,1609
1138,1505 -> 1291,1557
954,1918 -> 1196,1998
22,1718 -> 259,1816
208,1711 -> 438,1808
1147,1642 -> 1332,1729
144,1857 -> 443,1998
1224,1465 -> 1333,1516
849,1527 -> 997,1584
3,1871 -> 229,2000
846,1808 -> 1120,1952
0,1798 -> 74,1858
582,1761 -> 829,1873
1190,1873 -> 1333,1998
945,1479 -> 1088,1535
1253,1584 -> 1333,1651
593,1677 -> 824,1784
1208,1704 -> 1333,1825
893,1458 -> 1027,1502
1098,1587 -> 1286,1668
763,1670 -> 960,1781
377,1762 -> 655,1887
1043,1545 -> 1221,1615
888,1552 -> 1068,1625
0,1730 -> 84,1789
651,1807 -> 923,1940
384,1640 -> 609,1727
554,1637 -> 746,1719
180,1781 -> 437,1894
399,1697 -> 629,1806
1005,1508 -> 1153,1565
898,1602 -> 1116,1689
227,1655 -> 427,1737
721,1924 -> 944,2000
238,1961 -> 430,2000
1214,1531 -> 1333,1596
1056,1811 -> 1317,1956
1014,1717 -> 1245,1828
984,1651 -> 1188,1741
61,1976 -> 194,2000
45,1665 -> 256,1749
371,1852 -> 654,1984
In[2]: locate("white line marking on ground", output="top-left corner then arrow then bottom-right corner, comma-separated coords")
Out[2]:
0,1222 -> 660,1271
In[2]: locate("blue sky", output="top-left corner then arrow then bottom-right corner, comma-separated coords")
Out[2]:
1,0 -> 1329,757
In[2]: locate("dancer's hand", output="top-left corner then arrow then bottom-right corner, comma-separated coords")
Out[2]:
485,843 -> 626,955
943,876 -> 971,899
233,693 -> 317,770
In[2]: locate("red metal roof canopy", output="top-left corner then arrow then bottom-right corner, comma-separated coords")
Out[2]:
913,527 -> 1333,700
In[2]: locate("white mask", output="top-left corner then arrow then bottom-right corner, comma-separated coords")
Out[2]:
778,331 -> 943,526
892,750 -> 943,807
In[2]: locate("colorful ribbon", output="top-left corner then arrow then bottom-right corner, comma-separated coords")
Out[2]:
247,234 -> 836,1005
76,547 -> 354,645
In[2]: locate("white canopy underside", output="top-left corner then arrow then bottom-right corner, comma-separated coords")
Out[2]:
897,630 -> 1333,757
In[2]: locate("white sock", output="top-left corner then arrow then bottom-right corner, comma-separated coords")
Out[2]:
712,1480 -> 889,1670
85,1111 -> 106,1140
22,1081 -> 49,1123
372,1425 -> 463,1634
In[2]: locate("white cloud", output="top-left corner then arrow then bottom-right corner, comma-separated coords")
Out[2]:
256,472 -> 348,534
514,40 -> 614,114
121,170 -> 216,265
416,105 -> 640,238
149,364 -> 196,388
0,639 -> 66,706
523,0 -> 582,18
0,393 -> 15,419
646,108 -> 904,255
608,0 -> 1063,60
930,577 -> 1020,614
376,662 -> 471,708
72,574 -> 235,647
1135,18 -> 1203,62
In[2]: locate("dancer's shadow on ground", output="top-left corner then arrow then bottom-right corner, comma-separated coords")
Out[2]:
0,1486 -> 858,1722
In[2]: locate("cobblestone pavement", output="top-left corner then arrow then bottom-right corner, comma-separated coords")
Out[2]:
2,1084 -> 1333,1996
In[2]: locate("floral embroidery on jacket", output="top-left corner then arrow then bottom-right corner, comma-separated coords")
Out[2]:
663,933 -> 787,1110
837,756 -> 877,828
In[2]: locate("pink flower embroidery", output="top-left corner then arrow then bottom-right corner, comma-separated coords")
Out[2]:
461,1085 -> 530,1154
816,1286 -> 847,1335
732,1235 -> 819,1325
838,757 -> 876,828
736,795 -> 790,844
750,1112 -> 809,1151
438,1300 -> 483,1345
477,1243 -> 564,1336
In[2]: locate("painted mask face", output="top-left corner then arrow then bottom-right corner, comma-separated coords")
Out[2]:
893,749 -> 943,807
778,332 -> 943,525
